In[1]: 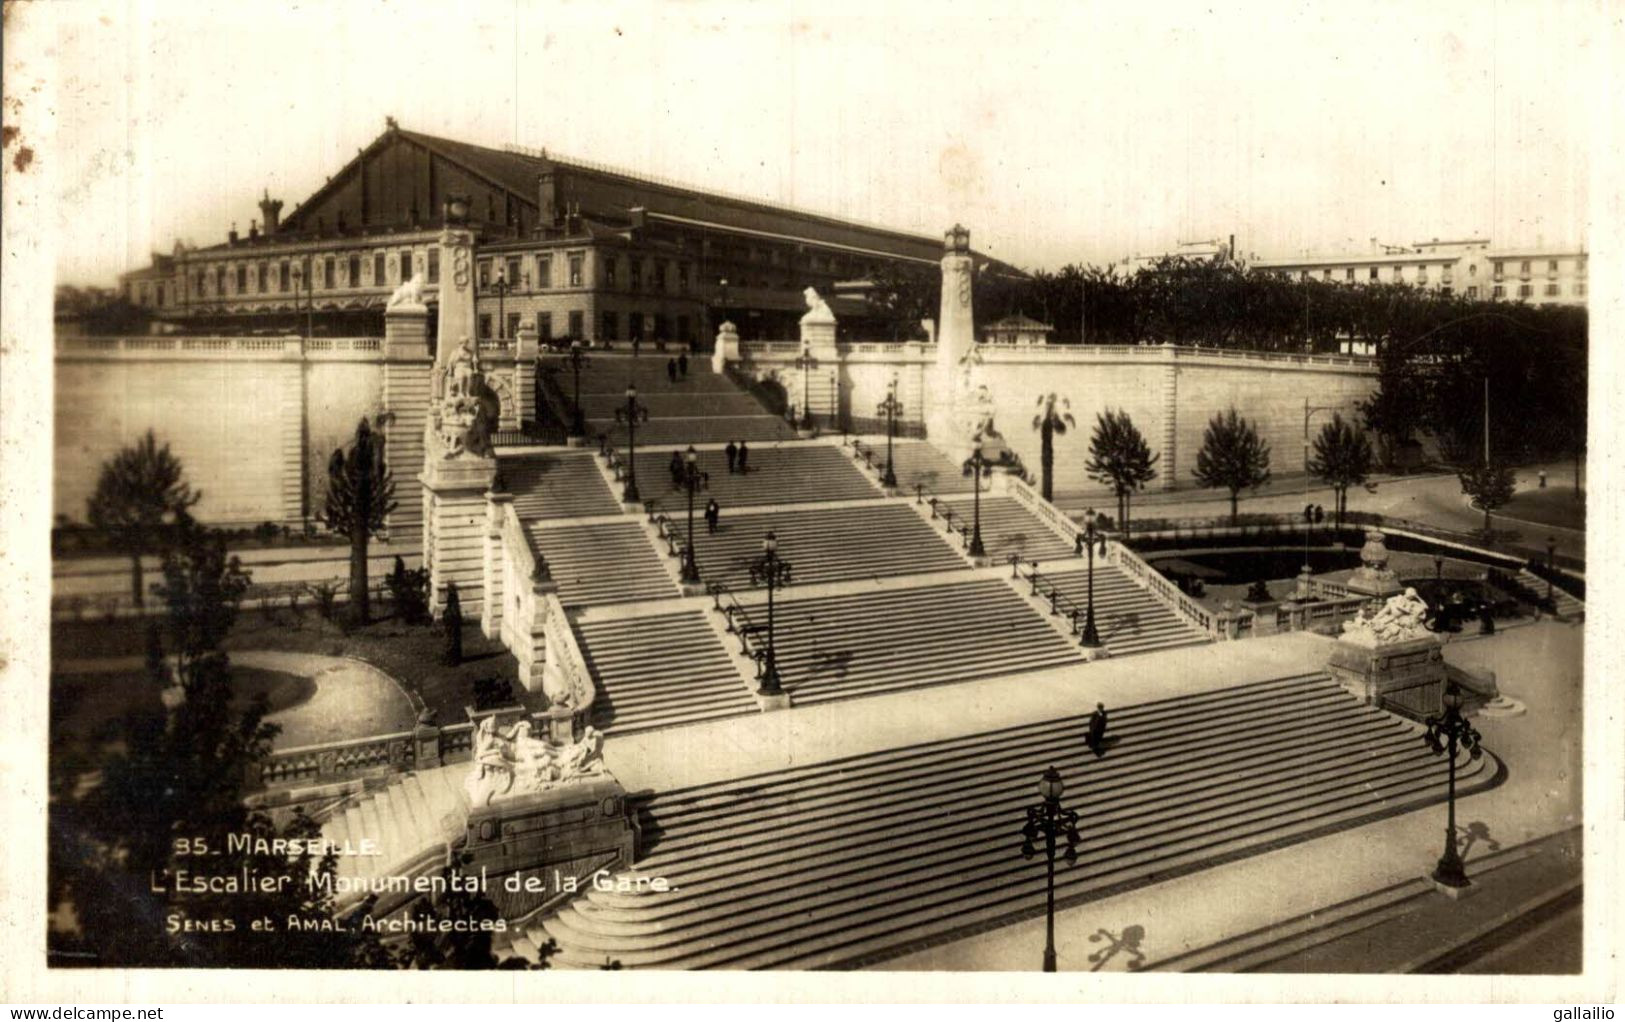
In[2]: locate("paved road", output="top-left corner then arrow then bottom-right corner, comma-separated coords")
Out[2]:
1058,461 -> 1584,559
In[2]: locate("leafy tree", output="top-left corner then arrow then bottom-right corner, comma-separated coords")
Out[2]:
1030,393 -> 1075,502
1308,414 -> 1373,528
387,554 -> 430,626
866,263 -> 939,342
320,418 -> 397,627
51,517 -> 391,967
1084,409 -> 1159,538
1458,461 -> 1517,534
86,430 -> 201,608
1193,408 -> 1272,523
442,581 -> 464,666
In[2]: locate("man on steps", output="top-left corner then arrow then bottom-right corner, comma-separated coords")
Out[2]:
737,441 -> 750,475
725,441 -> 738,474
1087,702 -> 1109,757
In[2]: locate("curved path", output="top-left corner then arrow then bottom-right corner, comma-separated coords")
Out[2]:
230,651 -> 418,748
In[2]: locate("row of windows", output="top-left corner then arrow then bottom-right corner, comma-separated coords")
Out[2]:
476,309 -> 695,343
1292,257 -> 1587,287
186,249 -> 436,299
476,253 -> 699,295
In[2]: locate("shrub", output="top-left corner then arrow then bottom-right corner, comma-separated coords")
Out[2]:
306,580 -> 341,622
386,556 -> 431,626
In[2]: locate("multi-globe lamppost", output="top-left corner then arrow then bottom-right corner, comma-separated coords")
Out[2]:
678,445 -> 709,584
1078,508 -> 1104,649
615,384 -> 650,503
793,344 -> 821,431
968,439 -> 991,558
748,530 -> 793,696
493,265 -> 511,340
1021,766 -> 1081,972
877,376 -> 903,488
1422,681 -> 1484,890
566,339 -> 590,437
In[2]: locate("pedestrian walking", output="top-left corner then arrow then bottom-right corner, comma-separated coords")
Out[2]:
705,498 -> 720,534
1087,702 -> 1109,757
1313,504 -> 1325,525
666,358 -> 678,384
678,352 -> 689,378
1538,469 -> 1548,489
737,440 -> 750,475
725,441 -> 739,474
632,336 -> 641,358
1303,503 -> 1314,525
669,450 -> 684,489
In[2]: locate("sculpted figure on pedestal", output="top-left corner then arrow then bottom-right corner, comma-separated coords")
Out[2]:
387,270 -> 427,310
464,718 -> 607,806
429,335 -> 495,459
1339,587 -> 1436,648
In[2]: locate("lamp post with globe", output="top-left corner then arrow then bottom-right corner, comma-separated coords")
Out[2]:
1422,681 -> 1484,891
1022,766 -> 1081,972
877,376 -> 904,488
614,384 -> 650,504
748,531 -> 793,696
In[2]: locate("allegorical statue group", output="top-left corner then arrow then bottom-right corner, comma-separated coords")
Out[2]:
465,716 -> 607,806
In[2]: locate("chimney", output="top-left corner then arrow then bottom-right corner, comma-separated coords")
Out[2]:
537,170 -> 559,227
228,222 -> 239,244
258,189 -> 283,234
248,219 -> 259,240
629,206 -> 647,232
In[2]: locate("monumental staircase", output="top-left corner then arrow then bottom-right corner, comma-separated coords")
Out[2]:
485,356 -> 1223,737
515,672 -> 1501,969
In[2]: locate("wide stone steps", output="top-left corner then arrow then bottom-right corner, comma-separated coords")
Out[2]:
936,495 -> 1077,561
758,577 -> 1086,705
574,610 -> 757,734
568,362 -> 744,394
322,768 -> 466,888
592,416 -> 796,447
1030,565 -> 1212,656
1515,569 -> 1584,619
686,502 -> 966,590
529,673 -> 1499,969
637,443 -> 880,513
578,390 -> 772,419
525,520 -> 678,607
502,452 -> 622,521
885,440 -> 976,495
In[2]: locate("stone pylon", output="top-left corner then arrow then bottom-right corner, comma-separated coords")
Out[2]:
421,202 -> 497,619
926,224 -> 984,464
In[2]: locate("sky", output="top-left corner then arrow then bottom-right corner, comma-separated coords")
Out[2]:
43,0 -> 1602,287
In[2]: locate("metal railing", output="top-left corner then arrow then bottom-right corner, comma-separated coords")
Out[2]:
707,581 -> 773,682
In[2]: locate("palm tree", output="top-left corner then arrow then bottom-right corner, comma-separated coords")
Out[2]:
1308,414 -> 1374,528
1031,393 -> 1075,502
86,430 -> 201,608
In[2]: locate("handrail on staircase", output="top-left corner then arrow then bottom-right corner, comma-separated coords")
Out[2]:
1015,559 -> 1095,640
706,580 -> 768,678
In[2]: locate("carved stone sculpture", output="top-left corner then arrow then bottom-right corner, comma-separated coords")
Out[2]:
1338,587 -> 1435,648
387,270 -> 427,310
428,335 -> 495,459
464,717 -> 608,806
800,286 -> 836,325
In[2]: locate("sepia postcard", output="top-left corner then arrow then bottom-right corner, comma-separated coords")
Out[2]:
2,0 -> 1621,1006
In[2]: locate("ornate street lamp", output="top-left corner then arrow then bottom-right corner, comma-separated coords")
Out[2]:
566,339 -> 590,436
748,531 -> 793,696
968,438 -> 990,558
793,343 -> 821,431
877,376 -> 904,488
1022,766 -> 1081,973
679,446 -> 709,584
1422,681 -> 1484,890
291,258 -> 315,339
493,264 -> 510,340
1078,508 -> 1104,649
614,384 -> 650,503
